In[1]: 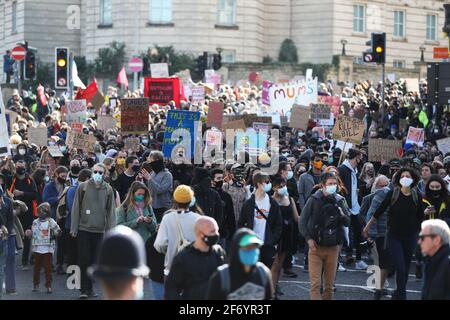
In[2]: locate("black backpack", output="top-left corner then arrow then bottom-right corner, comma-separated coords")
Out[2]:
312,197 -> 341,247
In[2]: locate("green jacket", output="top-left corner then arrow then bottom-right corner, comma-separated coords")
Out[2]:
116,203 -> 157,243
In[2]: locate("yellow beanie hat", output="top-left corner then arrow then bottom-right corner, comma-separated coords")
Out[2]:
173,185 -> 194,204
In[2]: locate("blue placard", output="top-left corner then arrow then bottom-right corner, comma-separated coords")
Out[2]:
163,110 -> 200,158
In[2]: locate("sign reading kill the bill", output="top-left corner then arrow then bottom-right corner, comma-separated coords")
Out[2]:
368,139 -> 404,162
120,98 -> 149,135
332,116 -> 365,145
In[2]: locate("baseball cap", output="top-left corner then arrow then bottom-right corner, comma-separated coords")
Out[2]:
239,234 -> 263,248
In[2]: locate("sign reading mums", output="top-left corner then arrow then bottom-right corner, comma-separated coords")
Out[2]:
269,78 -> 318,114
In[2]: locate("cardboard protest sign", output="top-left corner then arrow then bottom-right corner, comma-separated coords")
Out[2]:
28,127 -> 48,147
150,63 -> 169,78
191,86 -> 205,105
332,116 -> 365,144
205,130 -> 222,147
70,123 -> 83,133
90,91 -> 105,110
269,78 -> 318,114
436,137 -> 450,155
406,127 -> 425,147
124,137 -> 141,152
0,91 -> 10,157
253,122 -> 270,133
235,129 -> 268,157
163,110 -> 200,158
368,139 -> 404,162
4,109 -> 18,136
206,102 -> 224,129
120,98 -> 149,135
109,98 -> 118,108
262,80 -> 273,105
66,100 -> 87,124
66,131 -> 97,153
311,104 -> 333,126
97,115 -> 117,131
47,146 -> 64,158
405,78 -> 420,93
289,105 -> 311,130
222,119 -> 246,131
144,78 -> 180,107
319,96 -> 341,118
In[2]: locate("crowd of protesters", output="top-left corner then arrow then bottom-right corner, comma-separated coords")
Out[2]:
1,75 -> 450,300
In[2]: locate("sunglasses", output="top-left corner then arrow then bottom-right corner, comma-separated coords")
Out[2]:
418,234 -> 436,241
93,171 -> 104,175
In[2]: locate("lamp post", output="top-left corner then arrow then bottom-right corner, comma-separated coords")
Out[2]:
420,45 -> 426,62
341,39 -> 348,56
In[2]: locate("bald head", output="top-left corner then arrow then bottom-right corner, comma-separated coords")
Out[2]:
194,216 -> 218,236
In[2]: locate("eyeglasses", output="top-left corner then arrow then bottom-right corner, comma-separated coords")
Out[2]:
418,234 -> 437,241
93,171 -> 104,175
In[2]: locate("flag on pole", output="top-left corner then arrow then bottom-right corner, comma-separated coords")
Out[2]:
75,80 -> 99,103
71,60 -> 86,89
117,67 -> 129,89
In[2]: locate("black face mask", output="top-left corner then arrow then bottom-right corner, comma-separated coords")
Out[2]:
16,167 -> 26,175
132,165 -> 141,173
200,178 -> 212,191
214,180 -> 223,189
203,234 -> 219,247
150,160 -> 164,173
71,166 -> 81,175
57,177 -> 66,184
430,189 -> 442,199
86,158 -> 95,168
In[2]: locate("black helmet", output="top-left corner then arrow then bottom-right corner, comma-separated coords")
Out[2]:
88,226 -> 149,280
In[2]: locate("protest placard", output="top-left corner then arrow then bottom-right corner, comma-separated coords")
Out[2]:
436,137 -> 450,155
368,139 -> 404,162
206,102 -> 224,129
4,109 -> 18,136
253,122 -> 270,133
66,100 -> 87,124
28,127 -> 48,147
311,104 -> 333,126
205,130 -> 222,147
150,63 -> 169,78
289,105 -> 311,130
120,98 -> 149,135
319,96 -> 341,118
235,129 -> 268,157
222,119 -> 246,131
0,93 -> 10,157
70,123 -> 83,133
144,78 -> 180,107
124,137 -> 141,152
269,78 -> 318,114
163,110 -> 201,158
66,131 -> 97,153
332,116 -> 365,144
405,78 -> 420,93
97,115 -> 117,131
90,91 -> 105,110
191,86 -> 205,105
262,80 -> 273,105
47,146 -> 64,158
406,127 -> 425,147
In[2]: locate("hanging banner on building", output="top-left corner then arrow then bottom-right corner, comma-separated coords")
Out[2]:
66,100 -> 87,124
120,98 -> 149,135
66,131 -> 97,153
163,110 -> 200,158
368,139 -> 404,162
0,89 -> 10,157
150,63 -> 169,78
406,127 -> 425,147
28,127 -> 48,147
311,104 -> 333,126
206,102 -> 224,129
144,78 -> 181,107
269,78 -> 318,114
332,116 -> 365,144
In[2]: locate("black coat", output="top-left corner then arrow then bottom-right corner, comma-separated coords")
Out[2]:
7,175 -> 38,229
0,196 -> 14,234
238,194 -> 282,247
338,163 -> 354,209
193,186 -> 223,227
215,187 -> 236,240
422,244 -> 450,300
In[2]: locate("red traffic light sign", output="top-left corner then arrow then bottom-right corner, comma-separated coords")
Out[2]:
11,46 -> 26,61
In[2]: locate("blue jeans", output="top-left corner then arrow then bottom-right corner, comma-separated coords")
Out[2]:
150,280 -> 164,300
387,232 -> 416,300
0,239 -> 7,298
5,235 -> 16,291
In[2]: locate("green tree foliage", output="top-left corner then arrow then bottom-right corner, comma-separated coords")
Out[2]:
278,39 -> 298,63
93,41 -> 127,79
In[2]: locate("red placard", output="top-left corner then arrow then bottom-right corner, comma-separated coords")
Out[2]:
144,78 -> 180,108
70,123 -> 83,133
433,47 -> 449,59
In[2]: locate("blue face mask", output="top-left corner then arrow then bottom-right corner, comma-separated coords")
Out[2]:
44,176 -> 50,183
263,182 -> 272,193
189,196 -> 196,208
239,248 -> 260,267
93,173 -> 103,184
325,185 -> 337,195
277,186 -> 288,197
286,171 -> 294,180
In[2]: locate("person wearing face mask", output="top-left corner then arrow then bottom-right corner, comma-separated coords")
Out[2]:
116,156 -> 139,202
165,217 -> 226,300
238,172 -> 282,269
68,160 -> 82,186
270,176 -> 299,297
299,172 -> 351,300
207,228 -> 274,300
211,169 -> 236,251
115,151 -> 127,175
30,168 -> 48,204
12,143 -> 35,171
417,163 -> 435,196
298,154 -> 323,212
7,160 -> 39,270
278,162 -> 299,206
364,168 -> 424,300
358,162 -> 376,202
42,166 -> 69,274
223,164 -> 248,231
70,163 -> 116,299
88,225 -> 149,300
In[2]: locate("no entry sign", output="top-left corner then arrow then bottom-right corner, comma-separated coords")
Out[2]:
128,57 -> 143,73
11,46 -> 26,61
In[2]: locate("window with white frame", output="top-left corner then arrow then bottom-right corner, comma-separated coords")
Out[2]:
394,10 -> 405,38
149,0 -> 172,24
353,56 -> 364,64
353,5 -> 365,33
393,60 -> 405,68
221,50 -> 236,63
427,14 -> 437,41
217,0 -> 236,26
100,0 -> 112,25
12,1 -> 17,33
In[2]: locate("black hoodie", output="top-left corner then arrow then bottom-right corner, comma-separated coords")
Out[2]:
206,229 -> 273,300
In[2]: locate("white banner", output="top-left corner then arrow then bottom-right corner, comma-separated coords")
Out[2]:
0,87 -> 11,157
269,78 -> 318,115
150,63 -> 169,78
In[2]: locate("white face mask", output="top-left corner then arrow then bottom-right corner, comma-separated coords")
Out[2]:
399,177 -> 413,188
18,149 -> 26,156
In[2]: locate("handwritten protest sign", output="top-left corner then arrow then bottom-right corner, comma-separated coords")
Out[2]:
124,137 -> 141,152
150,63 -> 169,78
368,139 -> 404,162
406,127 -> 425,147
253,122 -> 270,134
0,93 -> 10,157
206,102 -> 224,129
269,78 -> 318,114
90,91 -> 105,110
222,119 -> 246,131
311,104 -> 333,126
436,137 -> 450,155
332,116 -> 365,144
262,80 -> 273,105
70,123 -> 83,133
47,146 -> 64,158
66,131 -> 97,153
28,127 -> 47,147
319,96 -> 341,118
205,130 -> 222,147
120,98 -> 149,135
405,78 -> 420,93
289,105 -> 311,130
163,110 -> 200,158
144,78 -> 180,107
191,86 -> 205,105
97,115 -> 117,131
66,100 -> 87,124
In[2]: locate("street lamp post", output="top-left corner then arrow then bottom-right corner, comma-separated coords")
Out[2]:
420,45 -> 426,62
341,39 -> 348,56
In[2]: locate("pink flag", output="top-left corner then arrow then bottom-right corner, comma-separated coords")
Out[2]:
116,67 -> 128,88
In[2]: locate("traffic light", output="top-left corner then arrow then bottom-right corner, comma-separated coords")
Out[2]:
196,52 -> 208,74
212,53 -> 222,70
55,47 -> 69,89
23,48 -> 37,80
362,32 -> 386,64
443,4 -> 450,34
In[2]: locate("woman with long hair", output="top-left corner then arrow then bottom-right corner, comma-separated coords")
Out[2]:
30,168 -> 48,204
358,162 -> 376,201
422,174 -> 450,224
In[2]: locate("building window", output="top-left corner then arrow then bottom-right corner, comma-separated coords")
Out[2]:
100,0 -> 112,25
394,10 -> 405,38
149,0 -> 172,24
221,50 -> 236,63
12,1 -> 17,33
217,0 -> 236,26
353,5 -> 365,33
353,56 -> 364,64
427,14 -> 437,41
393,60 -> 405,68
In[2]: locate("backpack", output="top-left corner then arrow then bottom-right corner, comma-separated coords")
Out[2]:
312,197 -> 341,247
218,263 -> 269,297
